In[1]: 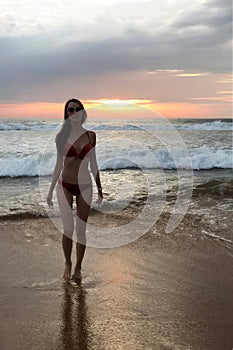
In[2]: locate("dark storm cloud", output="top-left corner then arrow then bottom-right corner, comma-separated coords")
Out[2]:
0,0 -> 231,102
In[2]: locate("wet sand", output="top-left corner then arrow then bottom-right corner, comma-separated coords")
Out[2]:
0,213 -> 233,350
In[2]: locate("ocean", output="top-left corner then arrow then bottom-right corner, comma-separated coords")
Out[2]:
0,117 -> 232,245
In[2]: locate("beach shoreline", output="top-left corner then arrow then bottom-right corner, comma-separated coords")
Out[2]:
0,213 -> 232,350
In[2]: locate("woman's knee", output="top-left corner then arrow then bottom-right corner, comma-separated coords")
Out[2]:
75,216 -> 86,231
63,232 -> 73,241
63,223 -> 74,238
75,230 -> 86,245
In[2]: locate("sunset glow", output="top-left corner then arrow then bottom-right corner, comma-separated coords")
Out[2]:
176,73 -> 209,77
0,0 -> 231,120
0,98 -> 230,119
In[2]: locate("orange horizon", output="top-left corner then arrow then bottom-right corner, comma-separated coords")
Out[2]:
0,99 -> 231,119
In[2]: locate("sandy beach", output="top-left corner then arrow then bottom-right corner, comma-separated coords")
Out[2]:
0,210 -> 232,350
0,0 -> 232,346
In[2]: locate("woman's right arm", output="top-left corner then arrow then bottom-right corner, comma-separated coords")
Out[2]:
47,150 -> 63,207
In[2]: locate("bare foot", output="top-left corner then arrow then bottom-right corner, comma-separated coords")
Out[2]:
71,269 -> 82,283
63,263 -> 72,281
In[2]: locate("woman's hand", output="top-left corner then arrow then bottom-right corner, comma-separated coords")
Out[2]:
96,189 -> 103,205
46,190 -> 54,208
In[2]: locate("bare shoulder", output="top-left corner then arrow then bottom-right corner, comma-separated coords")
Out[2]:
87,130 -> 96,137
87,130 -> 96,144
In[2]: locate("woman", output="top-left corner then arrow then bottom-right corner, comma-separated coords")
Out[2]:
46,98 -> 103,282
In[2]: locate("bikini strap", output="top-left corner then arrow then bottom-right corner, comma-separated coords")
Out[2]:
86,131 -> 93,145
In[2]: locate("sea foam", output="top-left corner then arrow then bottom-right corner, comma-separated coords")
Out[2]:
0,145 -> 231,177
0,119 -> 232,131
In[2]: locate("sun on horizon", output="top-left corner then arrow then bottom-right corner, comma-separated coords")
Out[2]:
0,98 -> 230,120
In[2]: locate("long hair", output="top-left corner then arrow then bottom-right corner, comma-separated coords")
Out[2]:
55,99 -> 87,152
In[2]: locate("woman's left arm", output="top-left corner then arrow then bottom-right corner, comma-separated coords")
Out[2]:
89,131 -> 103,201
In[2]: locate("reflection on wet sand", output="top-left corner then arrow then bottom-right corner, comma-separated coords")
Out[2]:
1,216 -> 232,349
57,282 -> 89,350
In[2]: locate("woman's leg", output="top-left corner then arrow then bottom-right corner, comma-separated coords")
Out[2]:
73,185 -> 93,279
56,183 -> 74,280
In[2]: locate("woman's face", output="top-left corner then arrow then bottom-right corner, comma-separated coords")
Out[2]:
67,102 -> 83,124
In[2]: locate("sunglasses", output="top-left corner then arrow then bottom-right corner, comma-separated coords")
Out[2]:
68,106 -> 83,113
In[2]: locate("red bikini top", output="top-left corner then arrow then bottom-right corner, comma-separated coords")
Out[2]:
64,132 -> 93,160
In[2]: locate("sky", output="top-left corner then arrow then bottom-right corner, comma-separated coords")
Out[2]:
0,0 -> 232,119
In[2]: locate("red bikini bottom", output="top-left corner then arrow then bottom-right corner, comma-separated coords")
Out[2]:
58,179 -> 92,196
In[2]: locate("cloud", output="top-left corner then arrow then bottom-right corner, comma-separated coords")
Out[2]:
216,90 -> 232,95
170,0 -> 232,28
0,0 -> 231,102
188,94 -> 232,103
175,73 -> 209,77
